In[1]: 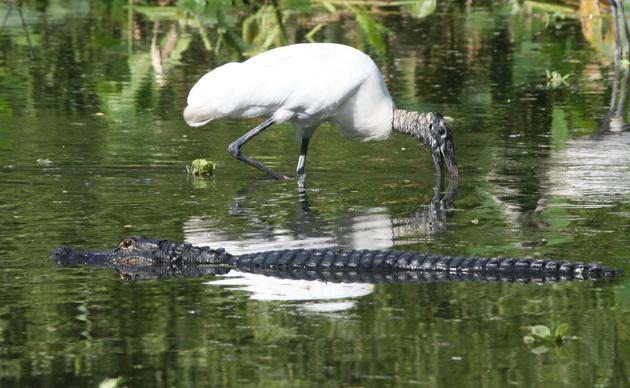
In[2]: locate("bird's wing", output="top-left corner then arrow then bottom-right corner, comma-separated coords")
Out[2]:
234,44 -> 374,121
185,44 -> 382,126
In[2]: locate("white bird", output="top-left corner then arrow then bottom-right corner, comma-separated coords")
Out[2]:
183,43 -> 458,180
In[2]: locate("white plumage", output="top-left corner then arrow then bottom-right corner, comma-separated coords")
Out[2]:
184,43 -> 457,180
185,43 -> 393,140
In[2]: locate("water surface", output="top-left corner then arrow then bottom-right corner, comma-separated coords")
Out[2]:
0,1 -> 629,386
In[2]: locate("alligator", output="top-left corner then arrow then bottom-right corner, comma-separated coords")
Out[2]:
49,236 -> 624,283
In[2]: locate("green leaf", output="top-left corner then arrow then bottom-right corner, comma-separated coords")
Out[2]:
531,325 -> 551,339
355,12 -> 387,55
554,323 -> 569,338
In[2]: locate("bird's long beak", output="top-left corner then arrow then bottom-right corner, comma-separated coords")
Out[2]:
440,138 -> 459,177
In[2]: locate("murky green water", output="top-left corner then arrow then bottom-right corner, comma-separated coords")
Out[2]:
1,1 -> 629,386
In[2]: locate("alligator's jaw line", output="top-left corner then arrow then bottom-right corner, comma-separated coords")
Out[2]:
50,236 -> 624,282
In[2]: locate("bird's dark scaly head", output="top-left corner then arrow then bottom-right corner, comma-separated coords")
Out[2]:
392,110 -> 459,178
427,113 -> 459,178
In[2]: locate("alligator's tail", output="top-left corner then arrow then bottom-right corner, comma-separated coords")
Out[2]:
230,249 -> 623,282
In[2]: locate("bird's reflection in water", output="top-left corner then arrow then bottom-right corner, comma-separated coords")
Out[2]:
186,176 -> 458,312
185,176 -> 458,252
392,176 -> 458,244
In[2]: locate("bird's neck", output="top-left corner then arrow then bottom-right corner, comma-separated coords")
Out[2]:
392,109 -> 433,148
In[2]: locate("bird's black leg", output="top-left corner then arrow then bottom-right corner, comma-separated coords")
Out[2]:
228,118 -> 290,180
296,136 -> 310,176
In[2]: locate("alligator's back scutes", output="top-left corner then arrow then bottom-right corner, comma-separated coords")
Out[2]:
231,249 -> 622,280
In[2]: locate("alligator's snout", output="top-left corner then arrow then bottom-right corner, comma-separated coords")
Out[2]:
49,246 -> 74,264
49,245 -> 115,266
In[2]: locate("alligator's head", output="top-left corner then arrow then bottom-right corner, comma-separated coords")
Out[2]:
50,236 -> 231,267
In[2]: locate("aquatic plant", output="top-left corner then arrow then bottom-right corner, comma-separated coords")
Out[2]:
546,69 -> 570,88
523,323 -> 570,354
187,158 -> 216,176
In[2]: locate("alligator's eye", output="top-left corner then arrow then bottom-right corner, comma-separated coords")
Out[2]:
120,239 -> 133,249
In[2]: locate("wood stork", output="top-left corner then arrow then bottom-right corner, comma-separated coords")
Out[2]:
183,43 -> 458,180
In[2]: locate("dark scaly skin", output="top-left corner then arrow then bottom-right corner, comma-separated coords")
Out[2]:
230,249 -> 620,280
50,236 -> 624,282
